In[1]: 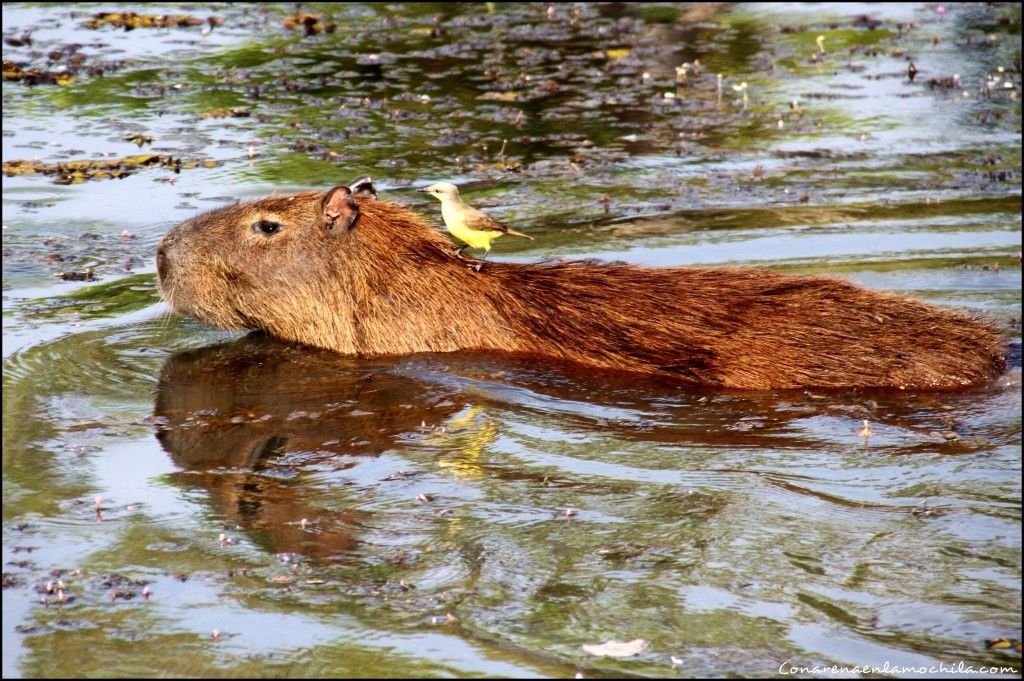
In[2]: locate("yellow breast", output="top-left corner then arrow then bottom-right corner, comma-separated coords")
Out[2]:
442,205 -> 502,250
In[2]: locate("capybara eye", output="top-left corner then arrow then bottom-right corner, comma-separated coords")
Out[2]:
253,220 -> 281,236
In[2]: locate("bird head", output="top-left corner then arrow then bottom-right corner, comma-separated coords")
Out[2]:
417,182 -> 460,201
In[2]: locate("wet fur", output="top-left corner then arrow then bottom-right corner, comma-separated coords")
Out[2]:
158,192 -> 1007,390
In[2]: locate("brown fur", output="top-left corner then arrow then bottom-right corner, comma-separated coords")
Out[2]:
157,189 -> 1008,391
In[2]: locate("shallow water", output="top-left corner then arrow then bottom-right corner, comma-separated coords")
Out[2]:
2,2 -> 1021,678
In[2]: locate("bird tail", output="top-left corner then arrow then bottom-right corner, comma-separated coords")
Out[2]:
506,228 -> 534,240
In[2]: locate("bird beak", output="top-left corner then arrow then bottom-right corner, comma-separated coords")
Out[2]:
416,188 -> 429,193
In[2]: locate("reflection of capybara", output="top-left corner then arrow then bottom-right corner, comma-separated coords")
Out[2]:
157,184 -> 1006,390
153,335 -> 461,559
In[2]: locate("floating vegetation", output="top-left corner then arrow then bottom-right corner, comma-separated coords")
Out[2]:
82,12 -> 206,30
601,47 -> 632,60
986,638 -> 1022,653
199,107 -> 251,119
4,44 -> 134,86
0,3 -> 1020,677
22,274 -> 160,319
477,91 -> 518,102
56,268 -> 95,282
2,60 -> 73,86
281,8 -> 337,36
2,155 -> 216,184
124,133 -> 154,147
489,160 -> 523,173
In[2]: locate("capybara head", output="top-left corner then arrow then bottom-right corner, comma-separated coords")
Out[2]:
157,184 -> 356,330
156,180 -> 478,353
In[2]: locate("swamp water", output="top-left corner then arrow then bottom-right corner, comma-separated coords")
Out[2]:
2,3 -> 1021,677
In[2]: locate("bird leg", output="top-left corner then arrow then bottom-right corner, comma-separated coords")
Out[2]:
453,245 -> 483,270
471,250 -> 491,272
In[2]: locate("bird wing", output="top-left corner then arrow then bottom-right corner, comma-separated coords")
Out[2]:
462,207 -> 509,233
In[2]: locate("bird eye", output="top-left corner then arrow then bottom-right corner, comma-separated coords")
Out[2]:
253,220 -> 281,235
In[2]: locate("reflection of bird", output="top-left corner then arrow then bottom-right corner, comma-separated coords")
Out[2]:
426,406 -> 498,480
418,182 -> 533,267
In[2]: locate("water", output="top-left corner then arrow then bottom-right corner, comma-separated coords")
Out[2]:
2,2 -> 1021,677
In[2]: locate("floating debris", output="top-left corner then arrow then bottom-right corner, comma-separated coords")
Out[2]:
582,638 -> 649,658
603,48 -> 631,60
3,155 -> 214,184
731,81 -> 749,109
282,8 -> 337,36
124,134 -> 154,147
199,107 -> 251,119
478,91 -> 518,102
674,62 -> 690,84
383,470 -> 421,481
82,12 -> 206,30
2,60 -> 73,86
57,268 -> 95,282
986,637 -> 1022,653
4,32 -> 32,47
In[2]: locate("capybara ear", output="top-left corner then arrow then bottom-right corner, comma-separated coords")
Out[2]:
320,185 -> 360,235
347,176 -> 378,199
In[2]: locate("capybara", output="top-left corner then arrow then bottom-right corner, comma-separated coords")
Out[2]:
156,183 -> 1007,391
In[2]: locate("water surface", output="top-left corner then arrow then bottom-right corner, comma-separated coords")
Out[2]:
2,2 -> 1021,677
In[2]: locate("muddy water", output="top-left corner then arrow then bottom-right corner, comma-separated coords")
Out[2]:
2,2 -> 1021,678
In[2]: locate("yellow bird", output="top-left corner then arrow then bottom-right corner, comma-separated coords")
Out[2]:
418,182 -> 533,265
